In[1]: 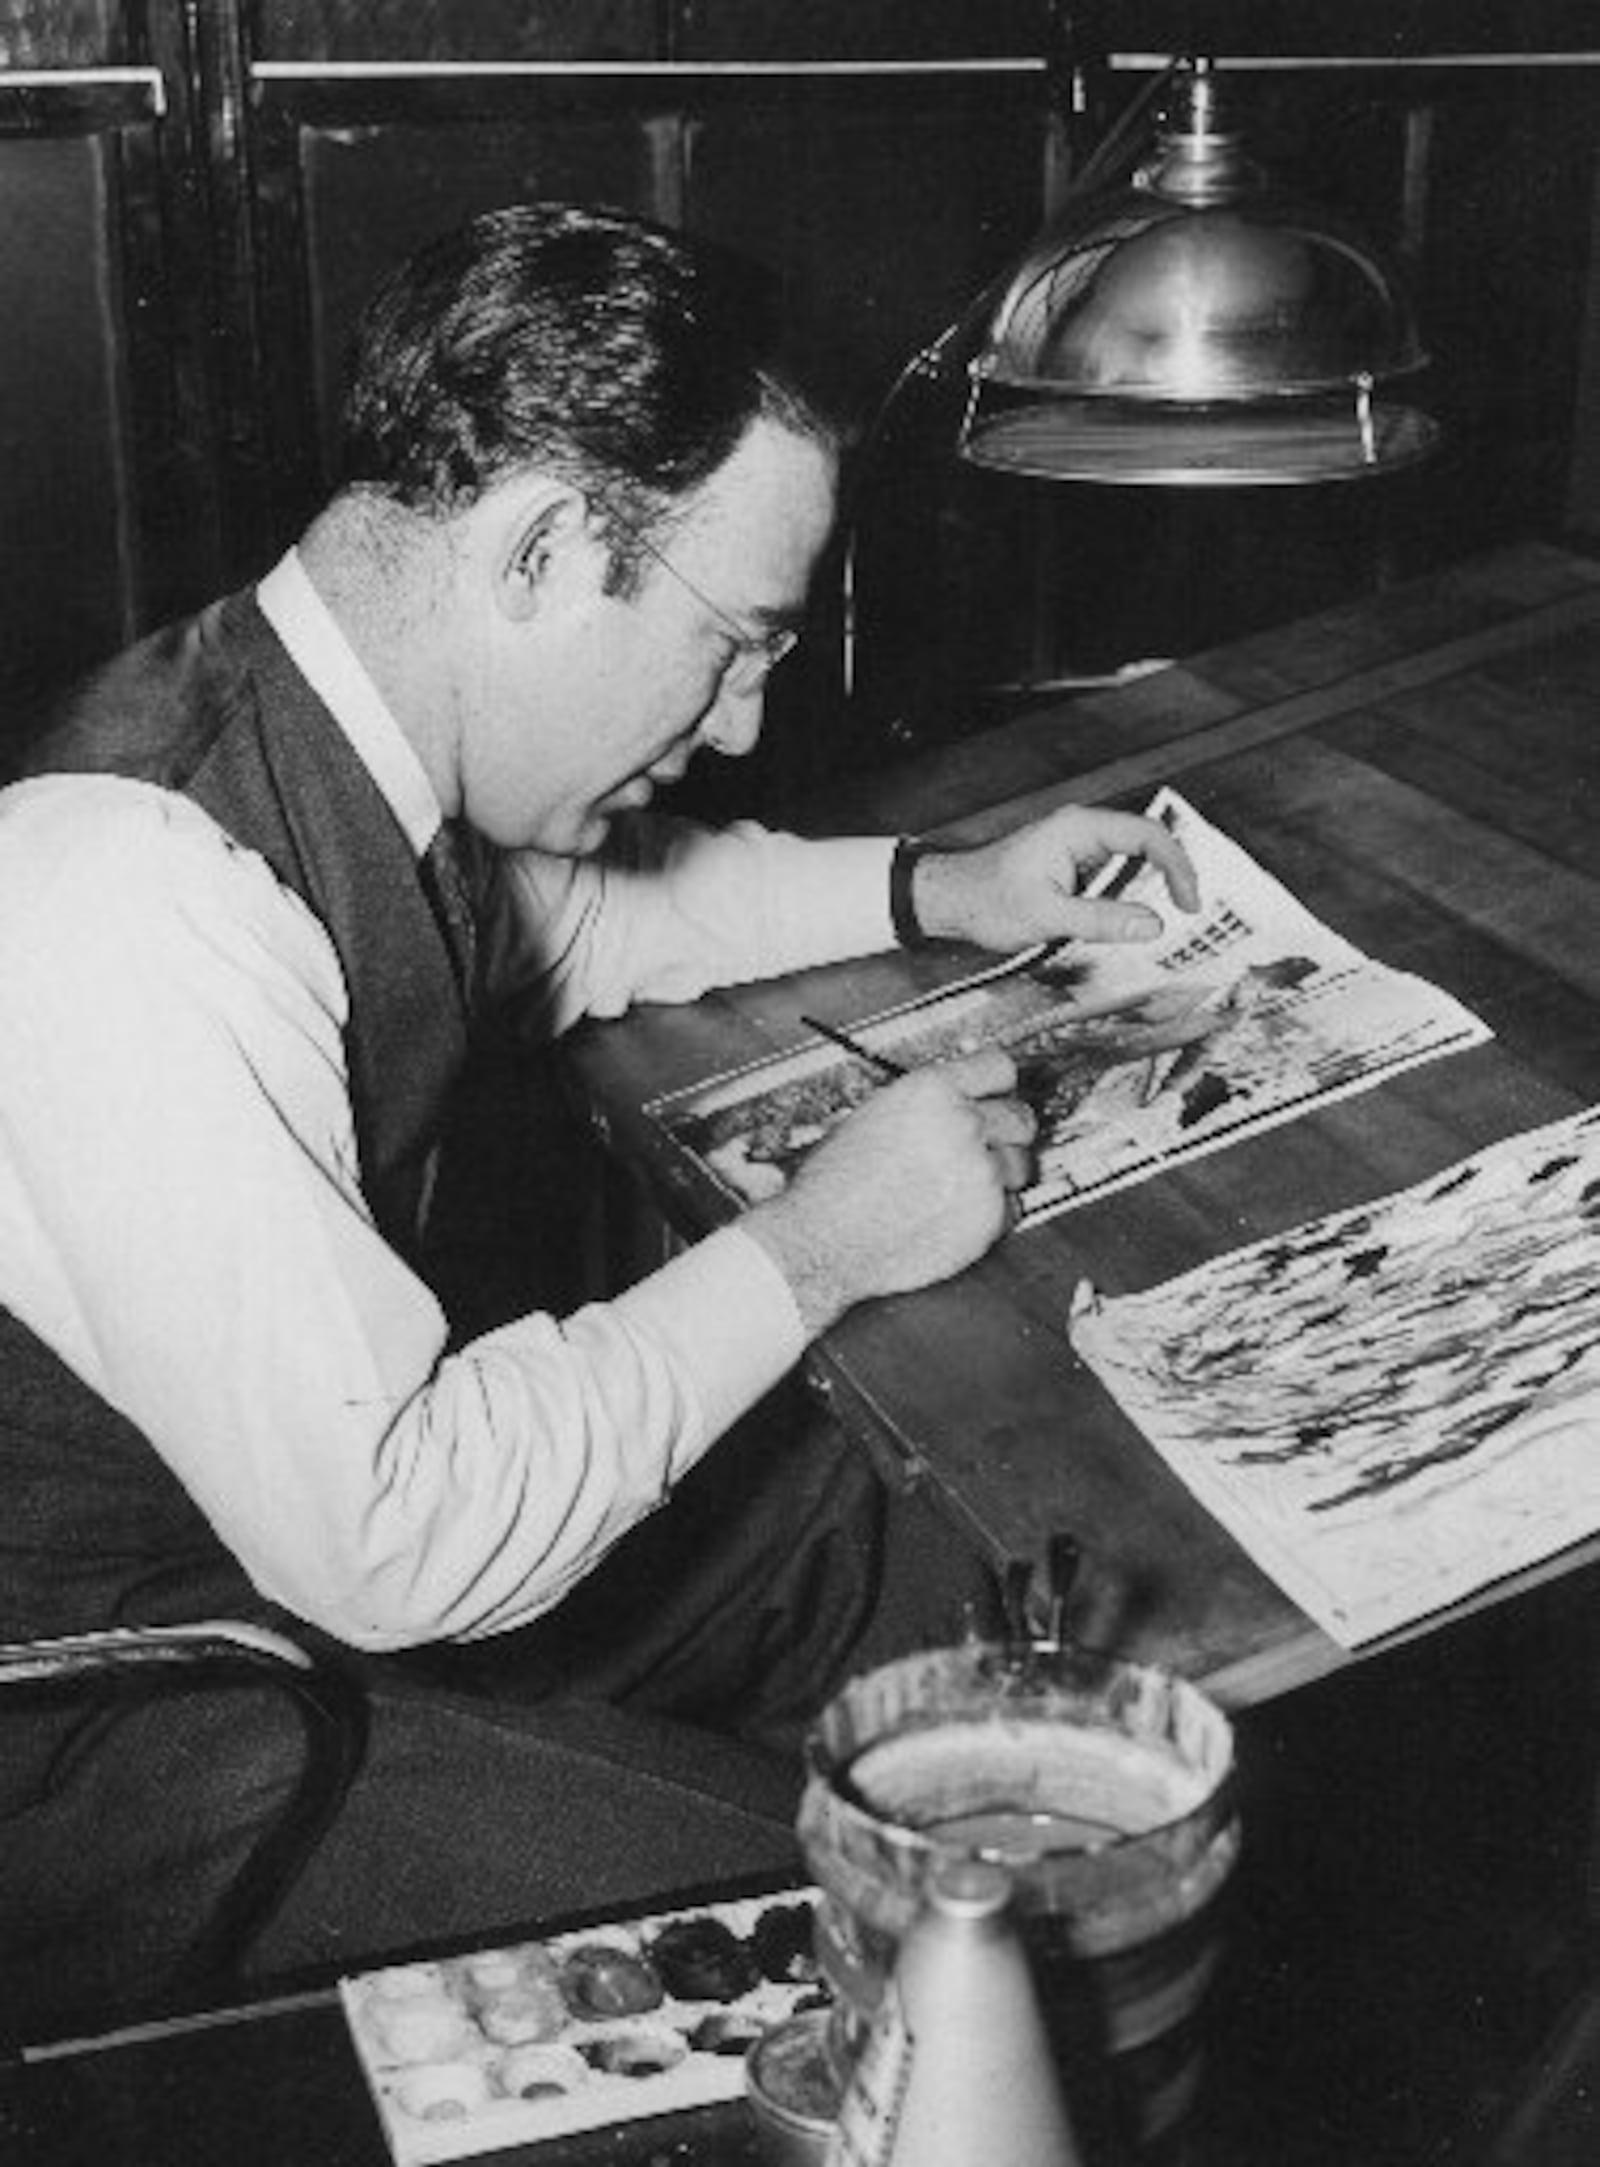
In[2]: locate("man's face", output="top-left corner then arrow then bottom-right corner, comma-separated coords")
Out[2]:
462,417 -> 838,855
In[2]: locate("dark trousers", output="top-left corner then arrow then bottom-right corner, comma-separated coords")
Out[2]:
251,1405 -> 994,1983
0,1385 -> 994,2038
400,1375 -> 996,1751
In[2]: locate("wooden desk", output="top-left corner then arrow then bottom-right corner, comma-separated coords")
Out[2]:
0,1996 -> 766,2167
0,1870 -> 795,2167
569,539 -> 1600,1710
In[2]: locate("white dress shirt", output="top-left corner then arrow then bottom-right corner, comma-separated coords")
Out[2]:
0,550 -> 898,1649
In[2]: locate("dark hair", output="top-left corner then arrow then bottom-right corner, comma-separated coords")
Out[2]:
339,201 -> 832,575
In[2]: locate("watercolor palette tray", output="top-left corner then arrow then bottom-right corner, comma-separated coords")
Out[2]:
339,1887 -> 826,2164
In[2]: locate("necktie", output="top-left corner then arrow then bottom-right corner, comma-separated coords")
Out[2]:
420,821 -> 479,1003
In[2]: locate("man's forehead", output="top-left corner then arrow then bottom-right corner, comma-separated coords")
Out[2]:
673,422 -> 836,570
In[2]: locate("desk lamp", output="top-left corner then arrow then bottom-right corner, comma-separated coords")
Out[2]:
841,56 -> 1437,705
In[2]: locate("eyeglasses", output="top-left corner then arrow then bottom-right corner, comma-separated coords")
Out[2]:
615,517 -> 800,693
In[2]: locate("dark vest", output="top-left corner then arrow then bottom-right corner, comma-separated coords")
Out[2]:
1,592 -> 473,1654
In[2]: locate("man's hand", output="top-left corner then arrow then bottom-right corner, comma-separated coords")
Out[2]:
910,804 -> 1200,954
743,1049 -> 1035,1338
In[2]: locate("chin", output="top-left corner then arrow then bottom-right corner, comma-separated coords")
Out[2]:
492,806 -> 608,858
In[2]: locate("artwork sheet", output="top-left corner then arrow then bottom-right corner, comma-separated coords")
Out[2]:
646,789 -> 1491,1224
1068,1105 -> 1600,1646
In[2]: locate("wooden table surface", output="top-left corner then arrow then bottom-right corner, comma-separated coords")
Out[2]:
0,1990 -> 768,2167
567,538 -> 1600,1710
1,1869 -> 797,2167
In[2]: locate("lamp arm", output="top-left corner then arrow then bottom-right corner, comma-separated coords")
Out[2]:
838,271 -> 1015,701
838,58 -> 1181,703
852,50 -> 1178,455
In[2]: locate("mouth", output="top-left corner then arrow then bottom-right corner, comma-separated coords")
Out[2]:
603,776 -> 656,813
599,749 -> 693,820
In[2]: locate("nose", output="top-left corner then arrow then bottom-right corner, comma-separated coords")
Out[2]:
699,677 -> 766,759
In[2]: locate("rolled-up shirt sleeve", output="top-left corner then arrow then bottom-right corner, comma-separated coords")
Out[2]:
0,780 -> 810,1649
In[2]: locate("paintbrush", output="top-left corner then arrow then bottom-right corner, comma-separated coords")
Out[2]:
799,1013 -> 908,1080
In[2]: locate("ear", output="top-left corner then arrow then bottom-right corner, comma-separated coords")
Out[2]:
494,486 -> 599,624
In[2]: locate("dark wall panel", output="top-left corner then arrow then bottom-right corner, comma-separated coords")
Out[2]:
258,2 -> 659,63
0,1 -> 119,67
257,0 -> 1049,64
678,1 -> 1048,62
0,135 -> 130,745
299,119 -> 659,495
689,94 -> 1046,420
1079,1 -> 1600,60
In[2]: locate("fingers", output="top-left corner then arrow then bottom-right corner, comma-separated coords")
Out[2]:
1063,895 -> 1168,945
976,1088 -> 1037,1204
1075,808 -> 1200,914
976,1092 -> 1036,1153
1143,825 -> 1200,914
986,1143 -> 1035,1198
897,1057 -> 1036,1204
938,1046 -> 1019,1101
913,1052 -> 1036,1163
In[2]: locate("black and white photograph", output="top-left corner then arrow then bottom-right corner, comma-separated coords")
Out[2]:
3,10 -> 1598,2167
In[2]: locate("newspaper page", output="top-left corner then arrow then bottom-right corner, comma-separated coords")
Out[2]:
1068,1105 -> 1600,1646
645,788 -> 1491,1225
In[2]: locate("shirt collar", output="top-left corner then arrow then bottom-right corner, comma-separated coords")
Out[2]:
257,546 -> 444,859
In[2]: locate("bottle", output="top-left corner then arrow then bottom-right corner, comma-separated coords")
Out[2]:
825,1856 -> 1084,2167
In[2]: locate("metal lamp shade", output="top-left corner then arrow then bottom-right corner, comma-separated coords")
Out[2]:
959,63 -> 1438,486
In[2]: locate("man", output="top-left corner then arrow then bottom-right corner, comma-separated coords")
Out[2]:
0,203 -> 1196,2029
